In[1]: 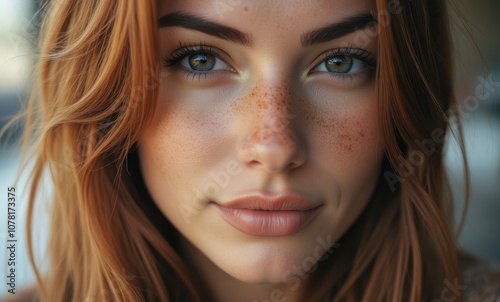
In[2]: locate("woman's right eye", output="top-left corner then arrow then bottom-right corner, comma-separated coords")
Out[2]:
163,44 -> 235,80
179,52 -> 231,72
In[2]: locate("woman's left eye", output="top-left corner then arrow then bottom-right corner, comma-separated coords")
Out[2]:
179,52 -> 231,72
311,48 -> 376,78
313,55 -> 367,74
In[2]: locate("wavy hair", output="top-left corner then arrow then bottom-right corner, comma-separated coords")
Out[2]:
3,0 -> 469,301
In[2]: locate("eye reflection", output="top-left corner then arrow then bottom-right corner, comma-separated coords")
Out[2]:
325,55 -> 353,73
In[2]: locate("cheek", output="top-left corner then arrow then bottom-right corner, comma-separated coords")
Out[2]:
305,93 -> 383,193
138,98 -> 231,204
142,106 -> 200,177
321,109 -> 380,162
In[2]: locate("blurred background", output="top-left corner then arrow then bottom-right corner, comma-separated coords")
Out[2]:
446,0 -> 500,264
0,0 -> 499,294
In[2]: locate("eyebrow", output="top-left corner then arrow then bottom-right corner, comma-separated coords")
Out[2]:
158,11 -> 376,47
158,12 -> 253,46
301,13 -> 376,46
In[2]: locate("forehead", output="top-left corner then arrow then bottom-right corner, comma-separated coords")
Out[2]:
157,0 -> 376,34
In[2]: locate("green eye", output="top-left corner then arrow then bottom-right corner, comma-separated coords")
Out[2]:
188,53 -> 216,71
324,55 -> 353,73
312,48 -> 376,77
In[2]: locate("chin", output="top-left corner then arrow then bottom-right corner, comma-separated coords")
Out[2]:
206,239 -> 329,285
221,259 -> 307,285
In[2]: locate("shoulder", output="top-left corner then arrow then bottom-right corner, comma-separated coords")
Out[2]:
0,283 -> 38,302
459,250 -> 500,302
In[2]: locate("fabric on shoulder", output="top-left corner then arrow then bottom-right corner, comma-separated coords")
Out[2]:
459,251 -> 500,302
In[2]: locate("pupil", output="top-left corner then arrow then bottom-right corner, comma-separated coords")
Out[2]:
189,53 -> 215,71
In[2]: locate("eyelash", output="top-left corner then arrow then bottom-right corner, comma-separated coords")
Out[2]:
162,42 -> 377,81
310,46 -> 377,81
164,42 -> 213,66
163,42 -> 230,80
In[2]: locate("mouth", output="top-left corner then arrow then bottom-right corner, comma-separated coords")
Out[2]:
210,192 -> 323,237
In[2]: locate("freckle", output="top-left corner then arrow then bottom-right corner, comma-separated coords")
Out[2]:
244,6 -> 249,11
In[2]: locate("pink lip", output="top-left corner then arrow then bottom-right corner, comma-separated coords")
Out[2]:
211,192 -> 322,237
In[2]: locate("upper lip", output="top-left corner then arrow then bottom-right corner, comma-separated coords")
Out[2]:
215,191 -> 320,211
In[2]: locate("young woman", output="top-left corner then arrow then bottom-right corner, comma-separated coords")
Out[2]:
2,0 -> 500,301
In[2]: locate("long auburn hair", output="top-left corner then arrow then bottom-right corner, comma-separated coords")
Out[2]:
4,0 -> 469,301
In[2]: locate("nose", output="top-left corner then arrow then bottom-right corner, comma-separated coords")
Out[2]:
237,84 -> 307,173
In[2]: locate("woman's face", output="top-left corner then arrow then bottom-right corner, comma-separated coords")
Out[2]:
139,0 -> 383,285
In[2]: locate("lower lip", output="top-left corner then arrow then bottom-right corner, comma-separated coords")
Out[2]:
212,204 -> 321,237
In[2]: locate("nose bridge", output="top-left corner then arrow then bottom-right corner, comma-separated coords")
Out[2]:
238,79 -> 306,172
255,83 -> 294,142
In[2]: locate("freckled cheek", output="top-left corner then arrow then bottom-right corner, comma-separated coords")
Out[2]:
141,99 -> 230,184
308,102 -> 383,206
310,101 -> 383,173
335,113 -> 380,161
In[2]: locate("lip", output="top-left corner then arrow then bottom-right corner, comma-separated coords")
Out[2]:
211,192 -> 322,237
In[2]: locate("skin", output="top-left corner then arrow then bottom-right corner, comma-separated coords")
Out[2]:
138,0 -> 383,301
